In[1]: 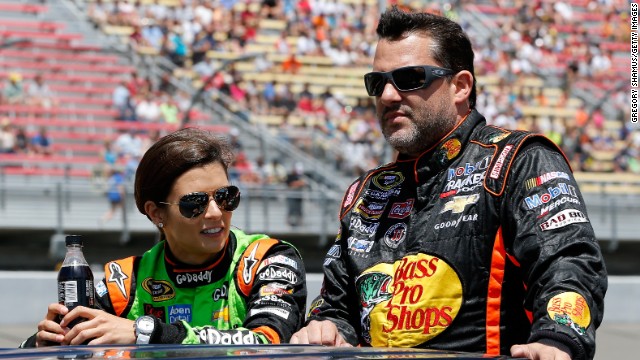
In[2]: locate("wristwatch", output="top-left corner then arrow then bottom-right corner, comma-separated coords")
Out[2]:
134,315 -> 156,344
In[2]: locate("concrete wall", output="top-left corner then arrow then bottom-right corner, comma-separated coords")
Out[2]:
1,272 -> 636,326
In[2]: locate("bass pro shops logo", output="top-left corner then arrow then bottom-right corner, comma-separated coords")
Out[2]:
547,292 -> 591,336
356,254 -> 463,347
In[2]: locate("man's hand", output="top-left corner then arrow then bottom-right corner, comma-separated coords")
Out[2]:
35,303 -> 69,347
60,306 -> 136,345
290,320 -> 352,346
511,342 -> 571,360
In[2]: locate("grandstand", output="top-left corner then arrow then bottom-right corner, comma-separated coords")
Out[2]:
0,0 -> 638,278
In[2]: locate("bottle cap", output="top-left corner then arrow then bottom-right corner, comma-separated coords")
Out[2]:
65,235 -> 83,246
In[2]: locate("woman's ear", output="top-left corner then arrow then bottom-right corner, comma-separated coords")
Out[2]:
452,70 -> 474,105
144,200 -> 164,225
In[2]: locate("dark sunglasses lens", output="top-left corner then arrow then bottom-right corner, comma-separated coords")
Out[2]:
178,193 -> 209,218
364,73 -> 385,96
393,67 -> 426,91
214,186 -> 240,211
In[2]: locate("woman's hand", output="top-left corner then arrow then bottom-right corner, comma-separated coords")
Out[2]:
60,306 -> 136,345
35,303 -> 69,347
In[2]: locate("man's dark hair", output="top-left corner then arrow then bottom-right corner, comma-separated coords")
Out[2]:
376,6 -> 477,108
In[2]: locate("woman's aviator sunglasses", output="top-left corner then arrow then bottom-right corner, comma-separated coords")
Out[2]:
364,65 -> 454,97
160,185 -> 241,218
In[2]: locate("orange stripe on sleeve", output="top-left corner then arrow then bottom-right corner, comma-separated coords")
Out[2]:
486,227 -> 506,355
237,238 -> 279,297
104,257 -> 134,317
252,326 -> 281,344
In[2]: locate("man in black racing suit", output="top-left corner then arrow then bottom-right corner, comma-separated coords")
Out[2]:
292,7 -> 607,360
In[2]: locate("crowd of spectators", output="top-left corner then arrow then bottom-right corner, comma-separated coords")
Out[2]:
83,0 -> 635,178
0,0 -> 635,188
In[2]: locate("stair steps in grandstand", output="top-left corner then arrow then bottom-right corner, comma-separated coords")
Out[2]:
0,105 -> 119,119
0,49 -> 121,64
0,72 -> 125,87
0,2 -> 47,15
8,117 -> 228,134
0,19 -> 65,32
0,60 -> 135,75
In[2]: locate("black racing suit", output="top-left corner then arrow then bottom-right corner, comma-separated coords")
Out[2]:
308,110 -> 607,360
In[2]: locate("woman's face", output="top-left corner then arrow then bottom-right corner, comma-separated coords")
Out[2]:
149,162 -> 234,265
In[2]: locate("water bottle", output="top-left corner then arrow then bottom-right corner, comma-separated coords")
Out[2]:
57,235 -> 95,328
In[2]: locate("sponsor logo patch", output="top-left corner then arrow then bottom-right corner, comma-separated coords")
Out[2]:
490,144 -> 513,179
175,270 -> 213,286
440,138 -> 461,160
349,217 -> 379,237
168,304 -> 192,323
372,171 -> 405,191
143,304 -> 166,320
198,328 -> 259,344
142,278 -> 176,302
388,199 -> 414,219
347,237 -> 374,254
524,183 -> 578,210
107,262 -> 129,299
489,131 -> 510,143
357,254 -> 462,346
354,198 -> 387,220
258,255 -> 299,271
325,244 -> 341,265
343,181 -> 360,208
384,223 -> 407,249
365,188 -> 401,201
447,156 -> 490,180
440,194 -> 480,214
434,213 -> 478,230
524,171 -> 571,190
258,265 -> 298,284
547,292 -> 591,336
211,307 -> 229,322
308,297 -> 325,317
212,281 -> 228,302
95,282 -> 107,297
538,196 -> 581,217
249,307 -> 290,320
259,284 -> 293,297
540,209 -> 589,231
242,244 -> 260,284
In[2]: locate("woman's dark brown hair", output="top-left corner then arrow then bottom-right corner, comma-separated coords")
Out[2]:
134,127 -> 234,219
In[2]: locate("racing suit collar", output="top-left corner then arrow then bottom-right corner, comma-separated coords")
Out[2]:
163,233 -> 236,288
396,109 -> 486,184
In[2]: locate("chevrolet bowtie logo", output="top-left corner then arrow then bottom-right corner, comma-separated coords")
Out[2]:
440,194 -> 480,214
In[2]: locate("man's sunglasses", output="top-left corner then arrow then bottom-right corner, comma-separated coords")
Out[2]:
364,65 -> 454,97
159,185 -> 241,218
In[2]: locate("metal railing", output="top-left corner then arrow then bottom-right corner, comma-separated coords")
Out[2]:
0,178 -> 342,248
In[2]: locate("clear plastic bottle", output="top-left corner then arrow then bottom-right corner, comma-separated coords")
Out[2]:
57,235 -> 95,328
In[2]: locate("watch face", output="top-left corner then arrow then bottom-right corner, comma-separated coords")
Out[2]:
137,317 -> 155,333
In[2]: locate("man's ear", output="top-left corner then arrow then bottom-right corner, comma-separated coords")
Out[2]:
452,70 -> 474,105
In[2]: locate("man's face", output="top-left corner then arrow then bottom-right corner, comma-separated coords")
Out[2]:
371,34 -> 458,157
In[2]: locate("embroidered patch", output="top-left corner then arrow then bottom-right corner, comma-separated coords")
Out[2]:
547,292 -> 591,336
